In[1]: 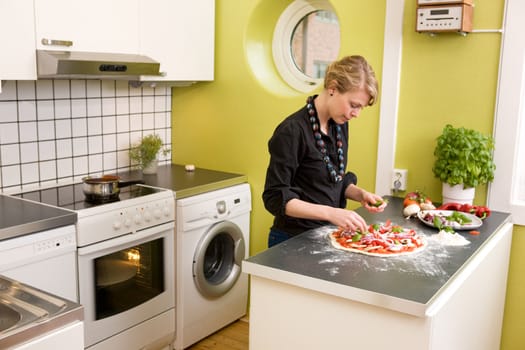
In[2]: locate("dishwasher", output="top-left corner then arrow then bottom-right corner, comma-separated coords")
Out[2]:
0,224 -> 78,302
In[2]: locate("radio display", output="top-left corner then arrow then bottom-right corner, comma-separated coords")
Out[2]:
430,9 -> 450,15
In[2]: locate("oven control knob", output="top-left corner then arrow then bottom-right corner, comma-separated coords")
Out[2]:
113,221 -> 122,230
162,207 -> 171,217
153,208 -> 162,219
124,218 -> 132,227
134,214 -> 142,224
144,211 -> 152,222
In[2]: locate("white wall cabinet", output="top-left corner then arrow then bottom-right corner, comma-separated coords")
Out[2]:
0,0 -> 214,83
34,0 -> 140,54
0,0 -> 37,80
138,0 -> 215,83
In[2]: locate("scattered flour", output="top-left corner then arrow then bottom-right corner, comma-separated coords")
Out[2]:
430,230 -> 470,246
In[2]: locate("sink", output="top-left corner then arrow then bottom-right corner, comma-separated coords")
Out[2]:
0,303 -> 21,332
0,276 -> 84,349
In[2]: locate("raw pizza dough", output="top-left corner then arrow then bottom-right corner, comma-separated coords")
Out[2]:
328,221 -> 427,257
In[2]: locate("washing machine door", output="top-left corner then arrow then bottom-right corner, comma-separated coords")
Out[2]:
193,220 -> 245,299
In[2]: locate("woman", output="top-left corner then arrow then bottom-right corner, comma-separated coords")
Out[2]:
263,55 -> 387,248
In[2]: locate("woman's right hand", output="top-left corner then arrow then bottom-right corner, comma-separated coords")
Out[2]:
328,207 -> 368,233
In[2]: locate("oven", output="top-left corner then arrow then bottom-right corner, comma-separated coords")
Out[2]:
77,221 -> 174,349
15,182 -> 176,350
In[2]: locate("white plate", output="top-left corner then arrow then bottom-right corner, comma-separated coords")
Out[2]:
417,210 -> 482,230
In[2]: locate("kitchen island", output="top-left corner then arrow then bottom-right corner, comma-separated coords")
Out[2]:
243,197 -> 512,350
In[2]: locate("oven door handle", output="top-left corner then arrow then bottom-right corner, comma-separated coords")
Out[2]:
77,221 -> 174,256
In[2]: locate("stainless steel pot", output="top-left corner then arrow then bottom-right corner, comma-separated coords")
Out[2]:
82,175 -> 144,202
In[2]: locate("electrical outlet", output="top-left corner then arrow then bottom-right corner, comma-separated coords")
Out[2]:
392,169 -> 408,191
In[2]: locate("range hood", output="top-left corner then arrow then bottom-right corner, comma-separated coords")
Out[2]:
36,50 -> 161,80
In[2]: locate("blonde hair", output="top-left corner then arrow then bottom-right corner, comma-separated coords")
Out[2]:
324,55 -> 378,106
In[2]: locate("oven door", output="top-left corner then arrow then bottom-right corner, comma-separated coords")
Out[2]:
77,221 -> 175,348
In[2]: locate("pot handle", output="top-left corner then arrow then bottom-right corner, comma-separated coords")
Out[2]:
118,179 -> 145,188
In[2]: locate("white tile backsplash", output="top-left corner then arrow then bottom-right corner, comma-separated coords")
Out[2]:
38,120 -> 56,140
0,101 -> 18,122
17,81 -> 36,100
2,165 -> 20,187
86,81 -> 101,98
87,117 -> 102,135
18,100 -> 37,121
56,139 -> 72,158
20,143 -> 38,163
1,144 -> 20,165
39,160 -> 56,181
37,100 -> 54,120
0,81 -> 16,100
71,80 -> 86,99
71,99 -> 87,118
87,98 -> 102,117
103,134 -> 117,152
73,156 -> 88,177
102,97 -> 116,115
38,140 -> 56,160
19,122 -> 37,142
0,123 -> 19,144
53,80 -> 70,99
88,136 -> 103,154
21,163 -> 39,184
55,119 -> 72,138
116,97 -> 129,115
36,81 -> 53,100
72,118 -> 88,137
0,80 -> 171,192
57,158 -> 73,178
55,99 -> 71,119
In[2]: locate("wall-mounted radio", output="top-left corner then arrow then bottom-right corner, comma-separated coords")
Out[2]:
416,2 -> 473,33
417,0 -> 472,5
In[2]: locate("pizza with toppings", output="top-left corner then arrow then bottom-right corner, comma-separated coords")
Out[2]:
328,220 -> 427,257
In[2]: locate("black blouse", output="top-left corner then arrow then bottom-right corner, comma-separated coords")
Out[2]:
263,99 -> 357,236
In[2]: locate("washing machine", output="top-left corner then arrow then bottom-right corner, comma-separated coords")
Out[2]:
174,183 -> 251,349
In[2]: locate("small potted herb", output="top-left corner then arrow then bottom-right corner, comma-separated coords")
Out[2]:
432,124 -> 495,204
129,134 -> 170,174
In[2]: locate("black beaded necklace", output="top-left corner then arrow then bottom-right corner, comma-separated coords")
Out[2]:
306,96 -> 345,183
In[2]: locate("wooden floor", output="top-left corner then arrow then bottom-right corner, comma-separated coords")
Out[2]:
186,319 -> 249,350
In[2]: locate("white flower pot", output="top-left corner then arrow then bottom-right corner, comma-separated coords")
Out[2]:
142,160 -> 158,174
442,183 -> 475,205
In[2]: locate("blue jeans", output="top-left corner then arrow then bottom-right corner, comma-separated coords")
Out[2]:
268,229 -> 292,248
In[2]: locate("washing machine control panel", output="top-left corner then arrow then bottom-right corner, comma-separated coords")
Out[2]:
177,184 -> 252,231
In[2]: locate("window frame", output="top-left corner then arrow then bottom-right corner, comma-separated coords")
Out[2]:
488,0 -> 525,224
272,0 -> 338,92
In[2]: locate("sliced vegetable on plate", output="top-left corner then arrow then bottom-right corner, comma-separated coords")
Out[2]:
417,210 -> 482,230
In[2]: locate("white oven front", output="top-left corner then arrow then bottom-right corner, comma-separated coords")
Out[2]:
77,221 -> 175,349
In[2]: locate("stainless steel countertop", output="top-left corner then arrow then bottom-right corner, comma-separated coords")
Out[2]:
243,196 -> 511,316
118,164 -> 248,198
0,195 -> 77,242
0,276 -> 83,349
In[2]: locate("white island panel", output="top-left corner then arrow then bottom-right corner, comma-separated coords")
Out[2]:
244,197 -> 512,350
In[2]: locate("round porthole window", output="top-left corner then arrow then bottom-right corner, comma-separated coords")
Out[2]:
273,0 -> 340,93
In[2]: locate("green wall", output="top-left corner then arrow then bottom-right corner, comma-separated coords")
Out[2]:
171,0 -> 386,254
171,0 -> 523,347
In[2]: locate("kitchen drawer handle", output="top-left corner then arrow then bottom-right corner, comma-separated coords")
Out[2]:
41,38 -> 73,47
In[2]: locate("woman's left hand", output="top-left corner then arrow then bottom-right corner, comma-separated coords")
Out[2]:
361,191 -> 387,213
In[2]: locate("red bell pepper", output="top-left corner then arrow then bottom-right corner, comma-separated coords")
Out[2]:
437,202 -> 462,211
475,206 -> 491,219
